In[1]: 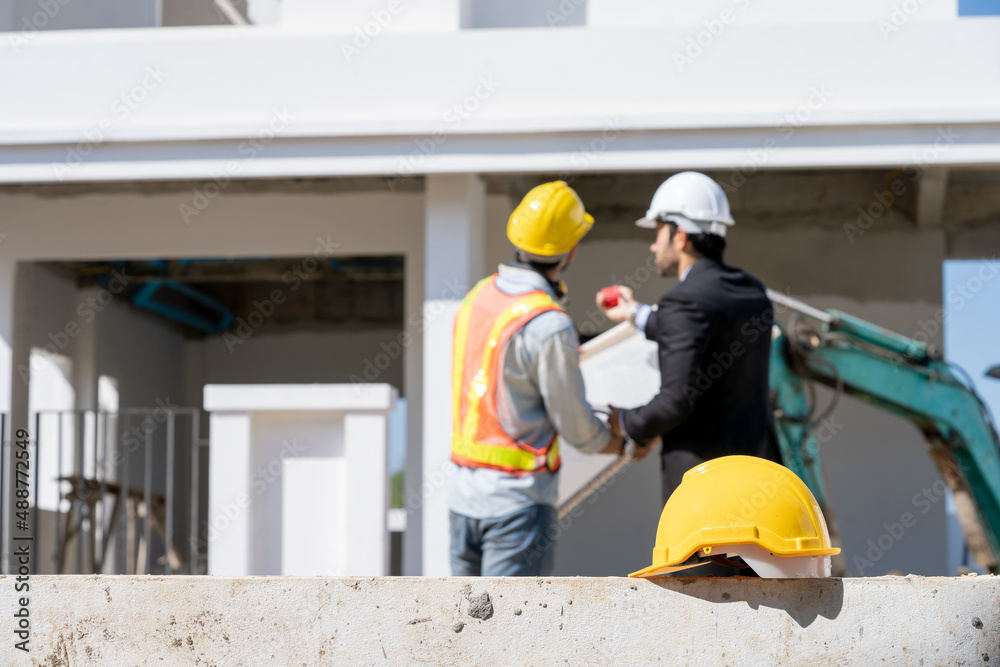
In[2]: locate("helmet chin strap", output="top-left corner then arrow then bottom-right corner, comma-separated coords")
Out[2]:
556,281 -> 569,307
707,554 -> 751,570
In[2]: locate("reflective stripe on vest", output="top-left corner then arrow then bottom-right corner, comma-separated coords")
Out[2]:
452,275 -> 564,475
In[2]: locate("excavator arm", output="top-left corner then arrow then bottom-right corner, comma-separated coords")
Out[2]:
767,290 -> 1000,573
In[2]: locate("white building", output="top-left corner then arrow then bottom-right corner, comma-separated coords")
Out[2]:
1,0 -> 999,577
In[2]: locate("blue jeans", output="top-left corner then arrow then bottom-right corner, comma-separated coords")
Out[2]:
450,505 -> 557,576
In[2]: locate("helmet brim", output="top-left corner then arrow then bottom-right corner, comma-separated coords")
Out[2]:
629,561 -> 705,578
635,214 -> 733,235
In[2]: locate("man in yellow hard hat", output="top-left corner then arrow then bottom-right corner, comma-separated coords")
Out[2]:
449,181 -> 654,576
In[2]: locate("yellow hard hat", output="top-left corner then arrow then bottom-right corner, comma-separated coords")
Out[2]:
630,456 -> 840,578
507,181 -> 594,259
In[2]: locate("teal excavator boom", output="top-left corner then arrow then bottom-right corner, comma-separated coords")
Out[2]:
767,289 -> 1000,573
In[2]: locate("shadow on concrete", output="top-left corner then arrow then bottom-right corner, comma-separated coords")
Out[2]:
643,576 -> 845,628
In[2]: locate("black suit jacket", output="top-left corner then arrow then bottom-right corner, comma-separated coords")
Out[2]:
622,258 -> 780,463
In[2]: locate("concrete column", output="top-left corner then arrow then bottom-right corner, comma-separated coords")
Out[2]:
0,259 -> 15,573
421,173 -> 485,576
344,412 -> 390,575
402,223 -> 425,576
205,413 -> 252,575
69,290 -> 98,412
10,262 -> 32,441
916,168 -> 949,228
0,259 -> 14,416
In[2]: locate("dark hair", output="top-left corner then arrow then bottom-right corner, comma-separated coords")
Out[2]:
666,222 -> 726,261
514,250 -> 562,272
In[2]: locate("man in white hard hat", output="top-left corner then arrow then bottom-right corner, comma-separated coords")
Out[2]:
597,171 -> 781,509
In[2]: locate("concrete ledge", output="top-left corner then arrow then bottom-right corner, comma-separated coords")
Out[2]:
203,383 -> 397,412
2,575 -> 997,665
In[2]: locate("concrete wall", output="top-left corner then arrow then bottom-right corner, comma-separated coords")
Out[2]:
4,0 -> 157,32
589,0 -> 957,26
0,0 -> 967,33
1,575 -> 996,664
6,20 -> 1000,184
162,0 -> 248,27
96,297 -> 186,410
13,263 -> 79,417
190,329 -> 405,393
280,0 -> 463,30
464,0 -> 586,28
281,0 -> 586,29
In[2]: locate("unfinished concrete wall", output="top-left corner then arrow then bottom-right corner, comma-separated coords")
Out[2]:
96,298 -> 187,411
7,0 -> 157,31
9,266 -> 194,574
190,329 -> 406,393
1,575 -> 996,665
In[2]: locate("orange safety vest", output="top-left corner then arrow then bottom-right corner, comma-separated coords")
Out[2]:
452,275 -> 564,475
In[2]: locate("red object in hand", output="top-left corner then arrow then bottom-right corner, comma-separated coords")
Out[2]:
600,286 -> 621,309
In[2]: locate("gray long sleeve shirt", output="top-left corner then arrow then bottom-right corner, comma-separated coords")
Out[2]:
447,264 -> 612,519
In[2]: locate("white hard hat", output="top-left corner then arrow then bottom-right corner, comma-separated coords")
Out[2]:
635,171 -> 735,237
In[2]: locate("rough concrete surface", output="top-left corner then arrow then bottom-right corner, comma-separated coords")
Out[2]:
0,575 -> 997,665
466,592 -> 494,621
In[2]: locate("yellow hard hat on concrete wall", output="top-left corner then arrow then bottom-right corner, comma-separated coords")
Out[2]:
630,456 -> 840,579
507,181 -> 594,260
